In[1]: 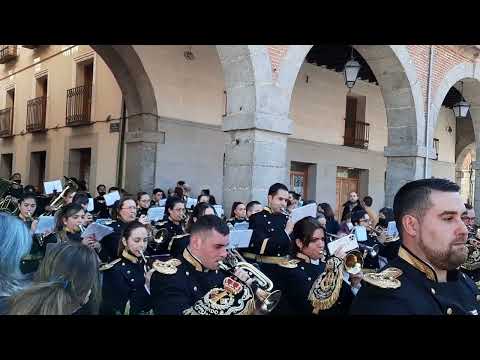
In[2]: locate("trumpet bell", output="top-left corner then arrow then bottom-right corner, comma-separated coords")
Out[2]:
256,289 -> 282,314
344,250 -> 363,275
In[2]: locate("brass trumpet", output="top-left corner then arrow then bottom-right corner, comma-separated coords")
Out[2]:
41,177 -> 79,216
218,248 -> 282,314
366,225 -> 400,243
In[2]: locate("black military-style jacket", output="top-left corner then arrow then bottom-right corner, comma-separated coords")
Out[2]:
99,220 -> 128,263
350,246 -> 480,315
248,208 -> 290,257
167,233 -> 190,257
276,253 -> 355,315
137,207 -> 148,218
150,248 -> 228,315
148,218 -> 185,256
100,250 -> 152,315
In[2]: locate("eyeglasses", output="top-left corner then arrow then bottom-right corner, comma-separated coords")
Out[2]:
462,216 -> 476,221
121,206 -> 137,210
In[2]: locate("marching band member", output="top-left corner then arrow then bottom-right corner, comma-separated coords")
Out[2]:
72,192 -> 94,226
351,178 -> 480,315
246,201 -> 262,220
17,194 -> 44,274
100,197 -> 148,263
136,192 -> 151,217
93,184 -> 110,219
150,196 -> 185,255
226,202 -> 247,229
277,217 -> 359,315
244,183 -> 296,294
150,188 -> 166,207
460,203 -> 480,287
149,215 -> 257,315
100,221 -> 152,315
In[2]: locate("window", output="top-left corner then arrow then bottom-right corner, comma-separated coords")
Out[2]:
344,95 -> 369,149
30,151 -> 46,190
0,153 -> 13,179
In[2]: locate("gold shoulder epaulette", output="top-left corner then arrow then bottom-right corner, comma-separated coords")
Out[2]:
263,207 -> 272,214
362,267 -> 403,289
99,258 -> 122,271
152,258 -> 182,275
156,221 -> 167,226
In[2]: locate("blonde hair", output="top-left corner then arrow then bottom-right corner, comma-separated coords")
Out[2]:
8,242 -> 100,315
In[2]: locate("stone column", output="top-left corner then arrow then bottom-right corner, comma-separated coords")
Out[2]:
222,112 -> 292,212
384,144 -> 432,207
124,113 -> 164,193
472,161 -> 480,224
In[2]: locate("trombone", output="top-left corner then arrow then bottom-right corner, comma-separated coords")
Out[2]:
366,225 -> 400,243
218,248 -> 282,314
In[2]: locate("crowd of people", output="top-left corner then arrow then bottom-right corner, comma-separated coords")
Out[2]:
1,172 -> 480,316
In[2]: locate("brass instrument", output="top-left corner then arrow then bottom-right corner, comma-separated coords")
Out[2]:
149,228 -> 169,253
218,248 -> 282,314
366,225 -> 400,243
41,176 -> 79,216
0,178 -> 19,215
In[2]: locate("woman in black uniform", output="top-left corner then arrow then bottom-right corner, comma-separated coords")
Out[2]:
277,217 -> 361,315
226,202 -> 248,229
100,221 -> 152,315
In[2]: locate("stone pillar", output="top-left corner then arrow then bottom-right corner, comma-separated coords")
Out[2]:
124,113 -> 164,194
384,144 -> 431,207
473,161 -> 480,224
222,112 -> 292,212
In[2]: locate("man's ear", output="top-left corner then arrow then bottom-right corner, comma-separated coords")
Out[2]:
190,233 -> 201,250
267,195 -> 273,204
402,214 -> 419,238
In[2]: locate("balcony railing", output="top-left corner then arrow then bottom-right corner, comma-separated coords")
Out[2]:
0,108 -> 13,137
433,138 -> 439,160
0,46 -> 18,64
26,96 -> 47,132
66,84 -> 92,126
344,121 -> 370,149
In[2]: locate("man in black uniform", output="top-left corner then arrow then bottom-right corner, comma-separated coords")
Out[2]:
351,178 -> 480,315
243,183 -> 295,295
149,215 -> 257,315
460,203 -> 480,287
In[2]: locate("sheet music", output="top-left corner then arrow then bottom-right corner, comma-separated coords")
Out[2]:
186,197 -> 198,209
327,234 -> 358,255
80,222 -> 114,242
213,205 -> 224,217
104,191 -> 121,206
289,203 -> 317,224
87,198 -> 94,212
35,216 -> 55,234
43,180 -> 63,195
147,207 -> 165,222
354,226 -> 368,241
387,221 -> 399,237
159,199 -> 167,207
228,230 -> 253,249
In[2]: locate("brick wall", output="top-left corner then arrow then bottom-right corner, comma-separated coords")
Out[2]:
267,45 -> 288,80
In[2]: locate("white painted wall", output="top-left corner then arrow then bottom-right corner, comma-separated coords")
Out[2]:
289,62 -> 388,152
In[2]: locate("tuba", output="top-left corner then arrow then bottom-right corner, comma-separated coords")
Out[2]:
218,248 -> 282,314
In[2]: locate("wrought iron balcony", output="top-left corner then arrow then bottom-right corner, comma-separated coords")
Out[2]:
344,121 -> 370,149
26,96 -> 47,132
0,108 -> 13,137
0,46 -> 18,64
66,85 -> 92,126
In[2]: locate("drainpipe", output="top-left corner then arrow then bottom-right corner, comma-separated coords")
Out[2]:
424,45 -> 435,178
116,99 -> 127,188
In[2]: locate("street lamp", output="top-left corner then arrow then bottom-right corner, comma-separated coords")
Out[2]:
453,81 -> 470,118
344,47 -> 361,89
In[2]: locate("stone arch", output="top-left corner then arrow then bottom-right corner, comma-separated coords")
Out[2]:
275,45 -> 425,206
276,45 -> 425,146
456,142 -> 475,172
90,45 -> 157,116
430,62 -> 480,137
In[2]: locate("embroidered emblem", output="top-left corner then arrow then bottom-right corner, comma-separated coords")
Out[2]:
308,256 -> 344,312
152,258 -> 182,275
99,258 -> 121,271
362,267 -> 403,289
278,259 -> 300,269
